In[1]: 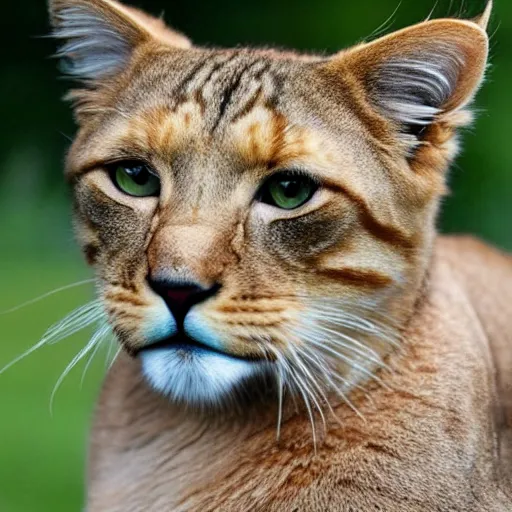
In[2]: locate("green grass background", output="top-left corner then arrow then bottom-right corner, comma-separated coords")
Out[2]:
1,0 -> 511,510
0,256 -> 98,511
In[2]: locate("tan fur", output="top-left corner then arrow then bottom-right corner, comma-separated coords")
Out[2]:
88,237 -> 512,512
46,0 -> 512,509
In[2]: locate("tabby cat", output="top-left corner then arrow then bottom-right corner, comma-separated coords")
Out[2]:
48,0 -> 512,510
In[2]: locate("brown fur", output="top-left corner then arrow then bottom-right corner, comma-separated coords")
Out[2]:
46,0 -> 512,509
88,238 -> 512,512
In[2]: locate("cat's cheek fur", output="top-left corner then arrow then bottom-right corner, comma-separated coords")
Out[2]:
140,301 -> 178,343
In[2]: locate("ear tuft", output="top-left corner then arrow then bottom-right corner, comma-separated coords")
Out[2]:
49,0 -> 191,81
52,8 -> 133,79
331,19 -> 489,146
369,46 -> 463,134
49,0 -> 148,80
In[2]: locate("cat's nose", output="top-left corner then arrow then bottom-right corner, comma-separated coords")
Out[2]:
149,278 -> 220,325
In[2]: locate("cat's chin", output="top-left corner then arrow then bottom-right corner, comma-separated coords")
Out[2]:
139,345 -> 270,406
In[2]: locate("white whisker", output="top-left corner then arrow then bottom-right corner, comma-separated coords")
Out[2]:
107,346 -> 122,371
0,300 -> 103,376
80,326 -> 111,388
286,368 -> 318,452
307,305 -> 400,342
104,338 -> 115,369
312,322 -> 389,365
292,345 -> 344,424
0,337 -> 49,377
50,322 -> 111,413
276,366 -> 285,442
42,301 -> 105,345
288,347 -> 328,432
0,279 -> 95,315
297,346 -> 366,421
294,327 -> 390,390
297,322 -> 390,371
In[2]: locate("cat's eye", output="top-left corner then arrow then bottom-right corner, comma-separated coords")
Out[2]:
258,171 -> 318,210
109,162 -> 160,197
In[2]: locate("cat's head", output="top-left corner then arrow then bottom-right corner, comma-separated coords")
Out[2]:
49,0 -> 490,408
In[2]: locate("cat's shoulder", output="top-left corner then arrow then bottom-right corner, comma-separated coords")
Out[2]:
436,235 -> 512,277
436,235 -> 512,497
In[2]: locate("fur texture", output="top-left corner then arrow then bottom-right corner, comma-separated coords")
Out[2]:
46,0 -> 512,509
88,237 -> 512,511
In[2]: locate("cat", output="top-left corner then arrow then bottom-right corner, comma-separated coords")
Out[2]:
48,0 -> 512,510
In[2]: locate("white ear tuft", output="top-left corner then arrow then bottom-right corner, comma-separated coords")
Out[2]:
52,5 -> 138,80
330,18 -> 489,146
370,48 -> 463,132
49,0 -> 191,82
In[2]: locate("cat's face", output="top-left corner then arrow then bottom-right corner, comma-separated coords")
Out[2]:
50,0 -> 489,407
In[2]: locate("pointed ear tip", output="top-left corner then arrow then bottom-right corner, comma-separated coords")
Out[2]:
475,1 -> 493,31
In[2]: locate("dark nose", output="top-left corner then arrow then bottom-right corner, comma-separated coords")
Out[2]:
149,279 -> 220,326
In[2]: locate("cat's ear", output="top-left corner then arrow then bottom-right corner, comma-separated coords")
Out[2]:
48,0 -> 191,81
325,3 -> 490,146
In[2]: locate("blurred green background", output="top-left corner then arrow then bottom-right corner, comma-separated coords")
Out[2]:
1,0 -> 510,510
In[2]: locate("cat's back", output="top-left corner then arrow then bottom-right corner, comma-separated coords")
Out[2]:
437,235 -> 512,495
437,235 -> 512,294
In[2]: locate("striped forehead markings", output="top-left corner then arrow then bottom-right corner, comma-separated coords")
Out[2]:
211,58 -> 268,131
172,52 -> 284,129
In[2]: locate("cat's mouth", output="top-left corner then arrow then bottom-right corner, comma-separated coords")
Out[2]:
136,332 -> 263,362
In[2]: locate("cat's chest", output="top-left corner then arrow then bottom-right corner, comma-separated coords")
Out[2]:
86,418 -> 506,512
87,378 -> 505,512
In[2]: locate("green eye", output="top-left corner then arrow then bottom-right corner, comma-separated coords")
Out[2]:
111,163 -> 160,197
259,172 -> 318,210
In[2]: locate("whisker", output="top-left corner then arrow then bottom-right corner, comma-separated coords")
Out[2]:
50,322 -> 111,414
300,295 -> 402,325
425,0 -> 440,21
286,368 -> 318,453
0,300 -> 103,376
107,346 -> 122,371
367,0 -> 402,41
276,366 -> 285,442
294,328 -> 391,390
0,279 -> 95,315
268,345 -> 319,448
0,337 -> 49,377
313,322 -> 387,361
80,324 -> 113,388
307,305 -> 400,340
297,346 -> 366,422
42,300 -> 104,345
80,338 -> 103,389
292,345 -> 344,425
104,338 -> 115,369
310,308 -> 398,337
288,347 -> 328,433
299,322 -> 391,370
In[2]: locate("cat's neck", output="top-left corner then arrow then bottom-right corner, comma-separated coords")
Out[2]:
86,236 -> 511,511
